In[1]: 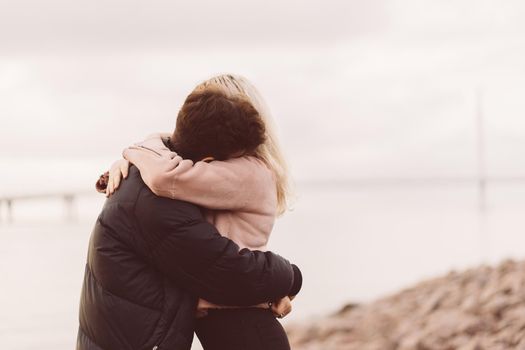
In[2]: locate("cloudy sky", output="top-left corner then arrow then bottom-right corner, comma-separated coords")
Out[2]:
1,0 -> 525,185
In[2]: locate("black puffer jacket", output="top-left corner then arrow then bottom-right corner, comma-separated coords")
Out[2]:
77,167 -> 300,350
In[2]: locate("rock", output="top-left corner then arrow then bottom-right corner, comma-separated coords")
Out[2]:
287,260 -> 525,349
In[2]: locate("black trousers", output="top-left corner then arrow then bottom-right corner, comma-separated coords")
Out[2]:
195,308 -> 291,350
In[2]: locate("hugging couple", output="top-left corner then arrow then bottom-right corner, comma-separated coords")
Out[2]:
77,74 -> 303,350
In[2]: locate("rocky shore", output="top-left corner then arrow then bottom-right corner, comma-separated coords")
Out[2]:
286,260 -> 525,349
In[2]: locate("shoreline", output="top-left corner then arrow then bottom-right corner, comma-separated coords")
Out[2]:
286,259 -> 525,349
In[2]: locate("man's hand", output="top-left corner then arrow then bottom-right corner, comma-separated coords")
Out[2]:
271,296 -> 292,319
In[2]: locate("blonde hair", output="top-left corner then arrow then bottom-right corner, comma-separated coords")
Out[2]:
195,74 -> 292,215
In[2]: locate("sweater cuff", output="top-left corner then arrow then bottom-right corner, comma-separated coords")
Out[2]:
289,264 -> 303,297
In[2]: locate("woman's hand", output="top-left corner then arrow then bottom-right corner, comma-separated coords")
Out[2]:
271,296 -> 292,319
95,172 -> 110,193
106,159 -> 130,197
194,297 -> 293,319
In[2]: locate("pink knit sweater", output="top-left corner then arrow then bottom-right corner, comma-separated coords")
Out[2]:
122,134 -> 277,251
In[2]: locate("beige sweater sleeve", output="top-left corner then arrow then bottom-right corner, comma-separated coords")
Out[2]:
123,135 -> 276,213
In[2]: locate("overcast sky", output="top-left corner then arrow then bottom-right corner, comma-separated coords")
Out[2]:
0,0 -> 386,52
1,0 -> 525,185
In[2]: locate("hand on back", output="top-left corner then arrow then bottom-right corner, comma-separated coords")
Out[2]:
96,159 -> 130,197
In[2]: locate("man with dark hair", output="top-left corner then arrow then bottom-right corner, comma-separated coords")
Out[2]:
170,87 -> 266,161
80,89 -> 301,350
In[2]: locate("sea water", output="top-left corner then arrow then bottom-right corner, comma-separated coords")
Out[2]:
1,182 -> 525,349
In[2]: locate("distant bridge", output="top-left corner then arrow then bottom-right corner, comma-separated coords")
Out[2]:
0,191 -> 93,223
1,175 -> 525,224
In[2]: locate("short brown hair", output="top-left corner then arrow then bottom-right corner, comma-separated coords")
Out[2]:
169,87 -> 266,162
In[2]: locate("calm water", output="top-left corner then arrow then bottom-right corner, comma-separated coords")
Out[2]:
1,182 -> 525,349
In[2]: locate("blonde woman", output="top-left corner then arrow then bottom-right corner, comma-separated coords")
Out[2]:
105,74 -> 301,350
